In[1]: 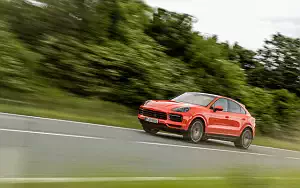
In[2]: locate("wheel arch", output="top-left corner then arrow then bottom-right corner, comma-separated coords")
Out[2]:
241,125 -> 254,137
188,115 -> 207,132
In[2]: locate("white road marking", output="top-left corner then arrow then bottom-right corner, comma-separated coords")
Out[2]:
211,139 -> 300,153
253,145 -> 300,153
0,112 -> 143,132
0,112 -> 299,154
285,157 -> 300,160
1,128 -> 300,161
134,141 -> 273,157
1,128 -> 273,158
0,128 -> 106,141
0,176 -> 299,184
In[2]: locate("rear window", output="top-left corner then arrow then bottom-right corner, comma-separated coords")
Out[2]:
228,100 -> 245,114
240,107 -> 246,114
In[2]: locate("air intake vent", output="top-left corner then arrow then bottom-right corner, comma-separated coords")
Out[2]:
169,114 -> 183,122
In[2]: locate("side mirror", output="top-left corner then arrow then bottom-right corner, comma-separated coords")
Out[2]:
213,105 -> 223,112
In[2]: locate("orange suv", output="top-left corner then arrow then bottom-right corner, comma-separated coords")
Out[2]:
138,92 -> 255,149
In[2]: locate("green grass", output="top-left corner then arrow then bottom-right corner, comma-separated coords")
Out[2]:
253,136 -> 300,151
0,180 -> 287,188
0,91 -> 140,129
1,171 -> 300,188
0,91 -> 299,151
0,103 -> 139,129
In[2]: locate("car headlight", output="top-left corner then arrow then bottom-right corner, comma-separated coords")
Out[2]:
144,100 -> 151,105
172,107 -> 190,112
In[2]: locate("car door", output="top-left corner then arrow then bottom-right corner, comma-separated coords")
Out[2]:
206,98 -> 232,135
225,100 -> 247,136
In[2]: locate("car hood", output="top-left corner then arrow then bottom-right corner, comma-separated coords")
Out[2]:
144,100 -> 197,110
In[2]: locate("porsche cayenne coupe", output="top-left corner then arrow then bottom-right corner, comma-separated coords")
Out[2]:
138,92 -> 255,149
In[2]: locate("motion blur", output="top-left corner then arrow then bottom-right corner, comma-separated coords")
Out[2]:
0,0 -> 300,187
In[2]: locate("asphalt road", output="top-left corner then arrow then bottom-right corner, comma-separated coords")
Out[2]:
1,112 -> 300,178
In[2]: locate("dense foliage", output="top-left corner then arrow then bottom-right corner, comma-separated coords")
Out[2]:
0,0 -> 299,137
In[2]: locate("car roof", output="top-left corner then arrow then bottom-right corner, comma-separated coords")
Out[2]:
186,92 -> 220,98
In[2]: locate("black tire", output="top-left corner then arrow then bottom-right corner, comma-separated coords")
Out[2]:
201,135 -> 209,142
234,128 -> 253,149
183,120 -> 204,143
142,124 -> 159,135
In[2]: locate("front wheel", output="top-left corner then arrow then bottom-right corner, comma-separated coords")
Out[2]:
183,120 -> 204,143
234,128 -> 253,149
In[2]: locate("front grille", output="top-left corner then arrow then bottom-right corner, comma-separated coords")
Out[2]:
169,114 -> 183,122
139,108 -> 167,120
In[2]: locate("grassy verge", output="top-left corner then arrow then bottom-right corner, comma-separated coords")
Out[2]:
0,103 -> 139,129
0,91 -> 299,151
0,90 -> 140,129
1,180 -> 298,188
253,136 -> 300,151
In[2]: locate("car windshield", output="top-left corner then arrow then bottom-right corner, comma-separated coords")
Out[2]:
172,93 -> 216,107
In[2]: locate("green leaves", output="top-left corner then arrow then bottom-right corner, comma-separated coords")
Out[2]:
0,21 -> 40,92
146,8 -> 194,58
252,33 -> 300,95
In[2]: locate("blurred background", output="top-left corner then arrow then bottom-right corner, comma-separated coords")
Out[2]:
0,0 -> 299,140
0,0 -> 300,187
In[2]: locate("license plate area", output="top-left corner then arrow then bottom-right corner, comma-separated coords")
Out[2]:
144,117 -> 159,124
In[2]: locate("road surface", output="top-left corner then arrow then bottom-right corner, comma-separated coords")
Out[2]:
1,112 -> 300,178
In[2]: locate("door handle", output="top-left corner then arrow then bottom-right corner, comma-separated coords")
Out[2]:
225,116 -> 229,119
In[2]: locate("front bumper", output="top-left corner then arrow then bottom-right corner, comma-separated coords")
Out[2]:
139,119 -> 186,134
137,107 -> 190,131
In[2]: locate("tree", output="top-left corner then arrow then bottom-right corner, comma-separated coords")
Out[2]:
0,21 -> 40,92
0,0 -> 299,137
226,43 -> 258,71
251,33 -> 300,95
38,35 -> 92,95
240,87 -> 277,135
146,8 -> 194,59
3,0 -> 49,46
272,89 -> 300,135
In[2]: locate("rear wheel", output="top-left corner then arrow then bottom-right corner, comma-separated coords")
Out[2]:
184,120 -> 204,143
234,128 -> 253,149
142,124 -> 159,135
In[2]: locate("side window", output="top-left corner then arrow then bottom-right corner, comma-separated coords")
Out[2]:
228,100 -> 242,114
212,98 -> 228,112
